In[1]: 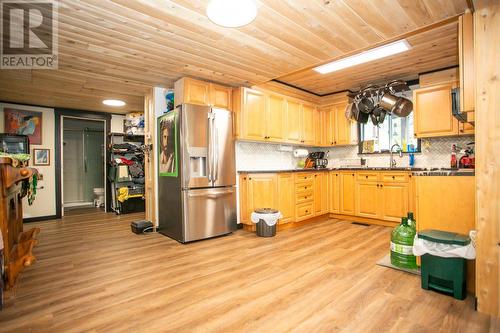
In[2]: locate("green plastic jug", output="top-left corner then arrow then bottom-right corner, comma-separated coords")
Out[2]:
407,212 -> 416,230
390,217 -> 417,269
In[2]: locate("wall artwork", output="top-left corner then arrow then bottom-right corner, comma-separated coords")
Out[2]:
33,148 -> 50,166
158,110 -> 178,177
4,108 -> 43,145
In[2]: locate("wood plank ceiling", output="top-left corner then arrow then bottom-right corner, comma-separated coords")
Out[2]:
0,0 -> 469,112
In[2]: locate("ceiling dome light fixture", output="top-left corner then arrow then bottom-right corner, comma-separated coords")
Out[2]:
103,99 -> 126,107
206,0 -> 257,28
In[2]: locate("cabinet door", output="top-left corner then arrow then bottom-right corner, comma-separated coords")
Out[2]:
329,172 -> 340,213
286,100 -> 302,143
334,102 -> 350,145
184,78 -> 210,105
355,181 -> 381,219
248,173 -> 278,213
313,173 -> 327,215
381,182 -> 409,223
239,174 -> 250,224
278,173 -> 295,224
413,84 -> 459,138
324,108 -> 335,146
242,89 -> 266,141
266,94 -> 286,142
210,83 -> 232,110
301,104 -> 315,145
340,172 -> 356,215
314,108 -> 322,146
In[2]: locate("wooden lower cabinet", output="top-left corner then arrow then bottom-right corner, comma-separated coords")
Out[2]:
380,182 -> 409,222
340,172 -> 356,215
277,173 -> 295,224
239,170 -> 413,227
329,172 -> 340,213
355,181 -> 380,219
239,173 -> 278,225
314,173 -> 328,215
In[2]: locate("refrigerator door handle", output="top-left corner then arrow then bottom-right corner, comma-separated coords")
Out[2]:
213,114 -> 219,182
187,188 -> 234,198
207,113 -> 214,183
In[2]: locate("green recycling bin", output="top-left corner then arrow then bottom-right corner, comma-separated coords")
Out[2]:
416,230 -> 472,300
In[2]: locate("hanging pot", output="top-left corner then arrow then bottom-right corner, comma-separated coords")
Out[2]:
379,92 -> 399,112
392,97 -> 413,117
370,113 -> 379,126
378,109 -> 387,123
352,102 -> 369,124
356,96 -> 374,114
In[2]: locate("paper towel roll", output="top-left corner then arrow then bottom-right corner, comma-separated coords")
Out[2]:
293,149 -> 309,158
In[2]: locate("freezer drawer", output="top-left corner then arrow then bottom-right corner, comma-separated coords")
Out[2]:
182,187 -> 237,242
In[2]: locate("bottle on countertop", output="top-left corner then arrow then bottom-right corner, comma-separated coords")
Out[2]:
451,152 -> 458,169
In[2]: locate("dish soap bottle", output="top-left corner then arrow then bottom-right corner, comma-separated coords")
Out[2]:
390,217 -> 417,269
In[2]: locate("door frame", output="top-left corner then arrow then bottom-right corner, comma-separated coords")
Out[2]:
61,116 -> 107,214
54,109 -> 112,218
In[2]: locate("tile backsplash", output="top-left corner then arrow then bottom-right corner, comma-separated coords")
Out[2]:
236,135 -> 474,171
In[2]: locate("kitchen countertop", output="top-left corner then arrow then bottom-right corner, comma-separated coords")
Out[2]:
237,167 -> 475,176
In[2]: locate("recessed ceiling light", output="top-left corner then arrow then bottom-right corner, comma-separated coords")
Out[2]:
103,99 -> 126,107
313,40 -> 412,74
206,0 -> 257,28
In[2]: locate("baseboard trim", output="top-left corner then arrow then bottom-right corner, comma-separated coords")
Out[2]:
23,215 -> 60,223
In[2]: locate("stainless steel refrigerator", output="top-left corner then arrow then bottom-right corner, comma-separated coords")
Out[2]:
158,104 -> 237,243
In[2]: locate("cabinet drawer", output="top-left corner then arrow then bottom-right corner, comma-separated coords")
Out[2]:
381,173 -> 408,183
295,173 -> 314,183
296,202 -> 314,220
295,182 -> 314,192
296,191 -> 314,204
357,172 -> 378,182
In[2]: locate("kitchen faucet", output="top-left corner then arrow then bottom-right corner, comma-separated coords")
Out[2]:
390,143 -> 402,168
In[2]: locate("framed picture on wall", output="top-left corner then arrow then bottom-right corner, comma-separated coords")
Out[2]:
157,110 -> 178,177
4,108 -> 43,145
33,149 -> 50,166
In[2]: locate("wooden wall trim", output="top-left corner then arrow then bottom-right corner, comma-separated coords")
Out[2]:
473,0 -> 500,317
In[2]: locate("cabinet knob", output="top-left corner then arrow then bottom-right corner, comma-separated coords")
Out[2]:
365,175 -> 368,179
305,210 -> 309,213
352,174 -> 354,176
243,177 -> 246,180
249,178 -> 252,180
380,184 -> 383,188
392,176 -> 395,179
305,196 -> 307,199
304,186 -> 307,189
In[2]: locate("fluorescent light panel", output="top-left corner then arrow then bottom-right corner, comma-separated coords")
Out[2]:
313,40 -> 411,74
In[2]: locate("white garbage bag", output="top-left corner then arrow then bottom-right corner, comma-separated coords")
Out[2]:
251,211 -> 282,226
412,232 -> 476,260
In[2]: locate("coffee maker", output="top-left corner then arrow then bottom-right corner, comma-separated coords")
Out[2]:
305,152 -> 328,169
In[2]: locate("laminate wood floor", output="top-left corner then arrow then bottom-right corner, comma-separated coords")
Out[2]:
0,211 -> 493,333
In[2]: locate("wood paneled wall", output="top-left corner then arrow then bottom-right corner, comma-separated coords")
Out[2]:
474,0 -> 500,317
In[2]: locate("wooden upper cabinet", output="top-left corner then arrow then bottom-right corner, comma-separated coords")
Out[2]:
314,108 -> 322,146
340,172 -> 356,215
413,83 -> 459,138
174,77 -> 232,110
334,102 -> 352,145
242,89 -> 267,141
266,94 -> 286,142
286,100 -> 302,144
459,122 -> 475,135
278,173 -> 295,224
210,83 -> 232,110
459,12 -> 474,114
301,104 -> 315,145
324,108 -> 335,146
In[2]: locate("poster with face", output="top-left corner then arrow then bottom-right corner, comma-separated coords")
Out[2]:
158,111 -> 178,177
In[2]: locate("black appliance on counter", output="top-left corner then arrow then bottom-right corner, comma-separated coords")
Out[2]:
306,152 -> 328,169
0,134 -> 30,154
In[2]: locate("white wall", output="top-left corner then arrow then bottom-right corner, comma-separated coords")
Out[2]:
0,103 -> 56,218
